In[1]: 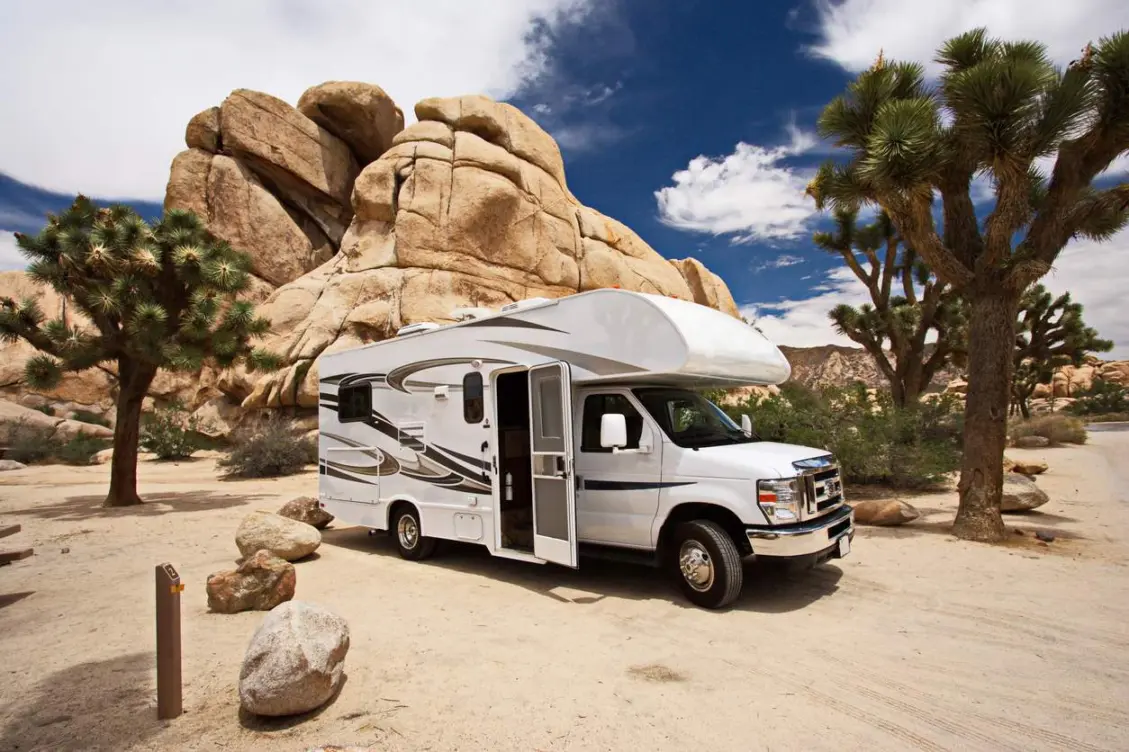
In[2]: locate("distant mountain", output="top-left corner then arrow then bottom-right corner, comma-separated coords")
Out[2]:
0,173 -> 163,235
779,344 -> 963,391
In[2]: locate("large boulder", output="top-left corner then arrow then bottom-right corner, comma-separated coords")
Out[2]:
164,150 -> 333,287
297,81 -> 404,166
185,106 -> 220,153
236,510 -> 322,561
278,496 -> 334,530
1014,435 -> 1050,449
239,601 -> 350,717
220,89 -> 359,245
206,550 -> 296,614
849,499 -> 920,526
0,460 -> 27,471
1001,474 -> 1050,512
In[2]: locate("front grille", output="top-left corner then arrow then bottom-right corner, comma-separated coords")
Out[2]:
793,456 -> 844,521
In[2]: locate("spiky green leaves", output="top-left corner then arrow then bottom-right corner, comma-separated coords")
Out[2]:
24,353 -> 63,390
1091,30 -> 1129,137
245,348 -> 283,373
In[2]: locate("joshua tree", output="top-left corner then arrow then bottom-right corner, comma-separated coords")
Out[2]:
1011,284 -> 1112,417
0,197 -> 279,507
815,207 -> 967,406
806,29 -> 1129,541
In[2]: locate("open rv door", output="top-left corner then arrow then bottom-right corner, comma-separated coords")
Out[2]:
528,361 -> 579,568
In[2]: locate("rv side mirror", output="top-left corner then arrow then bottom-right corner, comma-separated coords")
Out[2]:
741,414 -> 753,437
600,413 -> 628,449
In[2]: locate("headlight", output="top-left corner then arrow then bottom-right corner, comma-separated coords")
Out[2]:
757,478 -> 804,522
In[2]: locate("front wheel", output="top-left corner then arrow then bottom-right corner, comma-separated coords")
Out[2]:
392,505 -> 437,561
670,520 -> 743,609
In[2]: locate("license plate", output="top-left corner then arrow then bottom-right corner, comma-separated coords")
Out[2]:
837,535 -> 851,558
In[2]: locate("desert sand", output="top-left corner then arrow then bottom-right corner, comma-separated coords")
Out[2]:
2,431 -> 1128,751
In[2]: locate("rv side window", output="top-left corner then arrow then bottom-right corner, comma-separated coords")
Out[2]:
338,385 -> 371,423
463,372 -> 484,423
581,394 -> 643,452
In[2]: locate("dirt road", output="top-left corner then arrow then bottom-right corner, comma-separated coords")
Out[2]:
1,433 -> 1128,751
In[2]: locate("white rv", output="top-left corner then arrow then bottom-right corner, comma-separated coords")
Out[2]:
316,289 -> 853,609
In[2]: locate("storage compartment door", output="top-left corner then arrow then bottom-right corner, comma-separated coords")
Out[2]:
528,362 -> 578,568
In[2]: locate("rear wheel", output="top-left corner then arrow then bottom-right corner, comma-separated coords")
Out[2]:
391,505 -> 437,561
670,520 -> 743,609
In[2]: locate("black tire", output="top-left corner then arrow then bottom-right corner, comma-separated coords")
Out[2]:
670,520 -> 743,609
391,505 -> 437,561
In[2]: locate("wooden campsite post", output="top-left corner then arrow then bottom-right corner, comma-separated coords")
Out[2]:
155,563 -> 183,720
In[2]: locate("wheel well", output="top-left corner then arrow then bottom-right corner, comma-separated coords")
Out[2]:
659,503 -> 751,558
387,499 -> 417,532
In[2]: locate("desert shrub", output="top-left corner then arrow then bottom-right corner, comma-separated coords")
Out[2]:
140,401 -> 201,460
71,409 -> 111,428
218,414 -> 316,478
55,434 -> 111,465
1066,381 -> 1129,417
1009,413 -> 1087,445
31,404 -> 55,416
717,382 -> 963,489
4,420 -> 62,464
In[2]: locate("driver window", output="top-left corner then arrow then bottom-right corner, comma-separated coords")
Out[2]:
581,394 -> 644,453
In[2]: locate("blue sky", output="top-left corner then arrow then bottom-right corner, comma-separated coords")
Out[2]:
2,0 -> 1128,356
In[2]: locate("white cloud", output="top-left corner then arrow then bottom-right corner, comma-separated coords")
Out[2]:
808,0 -> 1129,75
0,0 -> 594,199
753,253 -> 806,273
1041,228 -> 1129,359
654,128 -> 820,243
0,232 -> 28,271
740,266 -> 870,348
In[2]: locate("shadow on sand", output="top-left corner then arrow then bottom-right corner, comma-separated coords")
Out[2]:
0,652 -> 159,752
13,490 -> 269,522
321,526 -> 843,614
0,590 -> 34,610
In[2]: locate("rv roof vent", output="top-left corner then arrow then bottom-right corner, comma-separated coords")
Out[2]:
396,322 -> 441,337
500,297 -> 552,313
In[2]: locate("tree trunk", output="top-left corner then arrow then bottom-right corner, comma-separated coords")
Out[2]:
104,360 -> 158,508
953,291 -> 1018,542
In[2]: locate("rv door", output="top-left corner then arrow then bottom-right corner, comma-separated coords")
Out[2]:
528,361 -> 579,568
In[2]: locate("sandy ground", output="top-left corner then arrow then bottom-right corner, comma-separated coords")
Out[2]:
2,432 -> 1129,752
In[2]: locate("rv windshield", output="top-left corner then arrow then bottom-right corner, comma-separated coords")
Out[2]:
632,387 -> 755,448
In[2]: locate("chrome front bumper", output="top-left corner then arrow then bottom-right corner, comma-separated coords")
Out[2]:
746,504 -> 854,559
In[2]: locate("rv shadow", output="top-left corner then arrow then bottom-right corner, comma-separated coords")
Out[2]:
321,526 -> 842,613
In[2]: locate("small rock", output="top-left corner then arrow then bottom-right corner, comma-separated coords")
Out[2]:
239,601 -> 350,717
0,460 -> 27,471
849,499 -> 920,526
1035,530 -> 1055,543
60,547 -> 70,554
93,448 -> 158,465
1011,460 -> 1048,476
1014,435 -> 1051,448
1001,474 -> 1050,512
236,510 -> 321,561
207,550 -> 296,614
279,496 -> 334,530
1013,528 -> 1025,536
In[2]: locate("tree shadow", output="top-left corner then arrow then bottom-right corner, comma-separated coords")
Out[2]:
13,490 -> 268,522
321,527 -> 842,614
0,652 -> 160,752
237,674 -> 348,734
0,590 -> 34,610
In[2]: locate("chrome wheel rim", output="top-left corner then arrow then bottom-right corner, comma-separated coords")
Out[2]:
397,514 -> 419,550
679,540 -> 714,592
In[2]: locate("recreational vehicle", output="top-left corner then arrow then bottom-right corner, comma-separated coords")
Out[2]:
317,289 -> 853,609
